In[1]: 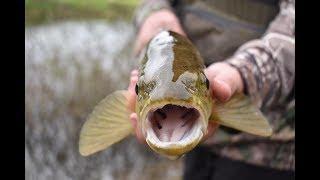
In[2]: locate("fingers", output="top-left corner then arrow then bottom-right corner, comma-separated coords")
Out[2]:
128,70 -> 138,93
133,9 -> 187,56
168,20 -> 186,37
133,13 -> 162,56
212,73 -> 235,102
134,24 -> 186,56
134,27 -> 159,56
130,113 -> 146,144
205,64 -> 232,102
202,121 -> 219,141
127,69 -> 138,112
128,70 -> 145,144
205,63 -> 243,102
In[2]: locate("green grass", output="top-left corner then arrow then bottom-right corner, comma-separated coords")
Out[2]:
25,0 -> 141,26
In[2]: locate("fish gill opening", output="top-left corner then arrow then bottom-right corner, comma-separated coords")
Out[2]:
148,104 -> 200,142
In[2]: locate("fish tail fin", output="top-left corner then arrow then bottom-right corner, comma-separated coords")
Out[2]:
79,90 -> 133,156
212,93 -> 273,137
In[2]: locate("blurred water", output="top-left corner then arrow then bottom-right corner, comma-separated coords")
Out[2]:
25,20 -> 183,180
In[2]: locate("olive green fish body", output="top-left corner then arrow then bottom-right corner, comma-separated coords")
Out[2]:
136,31 -> 213,157
78,31 -> 273,159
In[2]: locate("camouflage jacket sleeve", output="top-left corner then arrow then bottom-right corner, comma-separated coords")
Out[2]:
226,0 -> 295,109
133,0 -> 173,31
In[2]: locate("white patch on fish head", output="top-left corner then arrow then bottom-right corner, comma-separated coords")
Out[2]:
142,31 -> 199,101
143,31 -> 175,83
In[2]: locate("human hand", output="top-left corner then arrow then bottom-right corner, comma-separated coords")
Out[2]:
201,62 -> 244,141
204,62 -> 244,102
134,9 -> 186,56
127,69 -> 146,144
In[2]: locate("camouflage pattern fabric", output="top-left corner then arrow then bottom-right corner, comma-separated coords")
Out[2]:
133,0 -> 295,171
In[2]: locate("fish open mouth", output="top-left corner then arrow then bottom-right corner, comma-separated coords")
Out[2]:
143,103 -> 206,156
149,104 -> 200,142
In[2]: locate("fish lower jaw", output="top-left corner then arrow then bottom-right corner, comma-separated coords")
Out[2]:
145,125 -> 204,157
141,102 -> 208,157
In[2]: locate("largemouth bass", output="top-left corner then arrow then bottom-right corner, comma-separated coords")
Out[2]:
79,31 -> 272,159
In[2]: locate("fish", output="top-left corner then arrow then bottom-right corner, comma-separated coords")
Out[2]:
78,30 -> 272,159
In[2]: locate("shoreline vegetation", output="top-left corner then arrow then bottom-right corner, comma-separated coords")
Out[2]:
26,0 -> 140,26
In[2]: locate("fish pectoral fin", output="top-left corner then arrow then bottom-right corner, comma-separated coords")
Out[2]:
79,90 -> 133,156
212,93 -> 273,137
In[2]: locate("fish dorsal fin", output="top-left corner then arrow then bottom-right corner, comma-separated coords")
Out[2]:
79,90 -> 133,156
212,93 -> 273,137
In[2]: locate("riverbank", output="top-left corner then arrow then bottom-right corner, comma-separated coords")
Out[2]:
26,0 -> 140,26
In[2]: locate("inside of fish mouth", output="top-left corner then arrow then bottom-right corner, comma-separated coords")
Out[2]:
147,104 -> 200,142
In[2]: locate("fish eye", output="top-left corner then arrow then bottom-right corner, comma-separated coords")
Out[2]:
135,84 -> 139,94
205,77 -> 210,89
